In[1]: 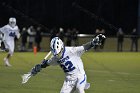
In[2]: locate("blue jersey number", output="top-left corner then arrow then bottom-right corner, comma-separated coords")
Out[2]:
9,32 -> 16,37
60,61 -> 75,72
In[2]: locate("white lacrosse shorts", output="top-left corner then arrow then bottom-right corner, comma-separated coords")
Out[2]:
4,40 -> 14,55
60,74 -> 90,93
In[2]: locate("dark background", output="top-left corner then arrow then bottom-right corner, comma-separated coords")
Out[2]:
0,0 -> 138,35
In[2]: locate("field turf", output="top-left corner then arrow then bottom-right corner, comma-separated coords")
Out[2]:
0,52 -> 140,93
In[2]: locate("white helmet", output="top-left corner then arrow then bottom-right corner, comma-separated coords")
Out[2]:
9,17 -> 16,28
50,37 -> 64,56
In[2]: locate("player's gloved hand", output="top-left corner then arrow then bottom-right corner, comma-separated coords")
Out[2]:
40,59 -> 49,68
92,34 -> 106,46
31,64 -> 42,76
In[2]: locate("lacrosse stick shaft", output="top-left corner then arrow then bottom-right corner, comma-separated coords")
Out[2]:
44,51 -> 51,60
22,51 -> 52,84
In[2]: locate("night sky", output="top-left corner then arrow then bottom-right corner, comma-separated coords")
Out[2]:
0,0 -> 138,35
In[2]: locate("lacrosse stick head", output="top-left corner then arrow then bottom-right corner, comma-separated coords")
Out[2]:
21,73 -> 32,84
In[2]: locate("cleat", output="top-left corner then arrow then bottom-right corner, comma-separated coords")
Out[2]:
4,58 -> 12,67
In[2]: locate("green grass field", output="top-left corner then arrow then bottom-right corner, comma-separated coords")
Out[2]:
0,52 -> 140,93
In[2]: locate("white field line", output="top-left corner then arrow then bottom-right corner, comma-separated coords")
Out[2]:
87,69 -> 140,76
46,67 -> 140,76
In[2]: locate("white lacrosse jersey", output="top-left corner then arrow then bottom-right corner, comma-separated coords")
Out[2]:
0,24 -> 20,42
48,46 -> 86,75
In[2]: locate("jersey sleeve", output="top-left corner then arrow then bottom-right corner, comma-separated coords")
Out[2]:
47,56 -> 59,66
71,46 -> 85,57
0,25 -> 7,34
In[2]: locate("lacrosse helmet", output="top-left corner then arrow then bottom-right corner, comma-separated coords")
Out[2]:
50,37 -> 64,56
9,17 -> 16,28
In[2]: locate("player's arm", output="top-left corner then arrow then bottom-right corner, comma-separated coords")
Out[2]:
16,28 -> 21,39
30,56 -> 59,76
0,25 -> 7,34
0,29 -> 2,33
83,34 -> 106,51
30,59 -> 50,76
16,32 -> 20,39
72,34 -> 105,57
0,31 -> 3,40
0,33 -> 3,47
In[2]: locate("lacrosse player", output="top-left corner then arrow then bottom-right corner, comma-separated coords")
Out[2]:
0,17 -> 20,66
30,34 -> 105,93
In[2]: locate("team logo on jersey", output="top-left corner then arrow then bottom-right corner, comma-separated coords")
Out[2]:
9,32 -> 16,37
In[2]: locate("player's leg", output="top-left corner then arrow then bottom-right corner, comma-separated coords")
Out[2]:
3,41 -> 14,66
76,74 -> 88,93
60,79 -> 77,93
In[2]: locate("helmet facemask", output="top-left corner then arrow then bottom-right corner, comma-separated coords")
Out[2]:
56,47 -> 64,58
9,18 -> 16,28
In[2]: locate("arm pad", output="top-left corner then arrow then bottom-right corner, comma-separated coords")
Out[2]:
83,41 -> 95,51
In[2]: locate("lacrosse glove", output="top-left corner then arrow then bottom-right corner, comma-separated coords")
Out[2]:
31,60 -> 49,76
31,64 -> 42,76
92,34 -> 106,46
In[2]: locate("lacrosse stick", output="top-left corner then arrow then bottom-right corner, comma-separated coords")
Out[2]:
21,51 -> 51,84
